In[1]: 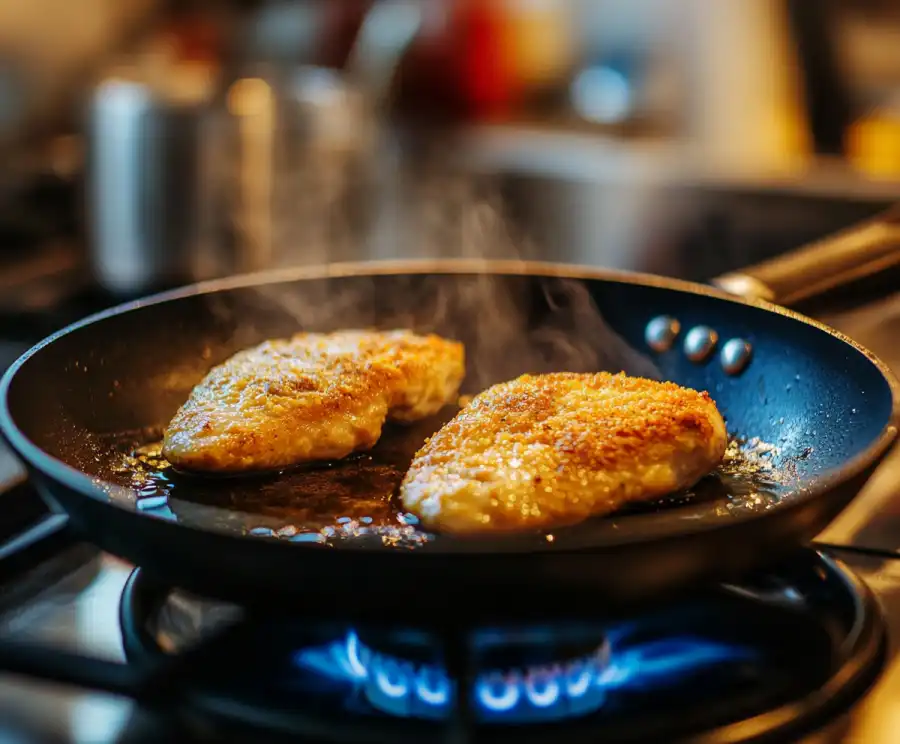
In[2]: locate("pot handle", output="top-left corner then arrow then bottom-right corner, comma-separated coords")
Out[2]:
712,205 -> 900,306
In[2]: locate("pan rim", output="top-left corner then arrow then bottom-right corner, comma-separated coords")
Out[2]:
1,258 -> 899,553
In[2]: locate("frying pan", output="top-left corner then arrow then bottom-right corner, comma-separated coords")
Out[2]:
2,208 -> 900,621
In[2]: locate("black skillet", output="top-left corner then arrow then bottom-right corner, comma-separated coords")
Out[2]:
2,208 -> 900,622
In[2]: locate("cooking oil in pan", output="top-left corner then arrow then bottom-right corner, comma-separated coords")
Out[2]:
105,436 -> 431,548
100,417 -> 792,548
616,437 -> 791,518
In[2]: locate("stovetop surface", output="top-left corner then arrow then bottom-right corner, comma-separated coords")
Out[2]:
4,539 -> 900,743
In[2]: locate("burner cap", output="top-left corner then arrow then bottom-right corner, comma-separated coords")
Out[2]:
341,627 -> 611,721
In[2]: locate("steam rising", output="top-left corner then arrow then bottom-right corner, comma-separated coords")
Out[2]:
218,160 -> 660,389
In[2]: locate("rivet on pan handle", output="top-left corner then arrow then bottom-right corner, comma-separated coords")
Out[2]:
712,205 -> 900,307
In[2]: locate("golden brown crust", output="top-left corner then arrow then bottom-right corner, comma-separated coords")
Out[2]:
399,372 -> 727,533
162,330 -> 465,473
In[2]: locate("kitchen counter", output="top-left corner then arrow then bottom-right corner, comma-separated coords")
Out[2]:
460,124 -> 900,202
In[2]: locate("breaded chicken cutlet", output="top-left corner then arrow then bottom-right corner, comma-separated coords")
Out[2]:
400,372 -> 727,533
162,330 -> 465,473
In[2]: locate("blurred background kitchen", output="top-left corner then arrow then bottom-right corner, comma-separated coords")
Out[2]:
2,0 -> 900,344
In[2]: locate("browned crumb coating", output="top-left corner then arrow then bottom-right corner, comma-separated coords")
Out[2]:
400,372 -> 727,533
162,330 -> 465,473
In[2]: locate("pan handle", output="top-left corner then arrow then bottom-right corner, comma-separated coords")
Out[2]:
711,205 -> 900,306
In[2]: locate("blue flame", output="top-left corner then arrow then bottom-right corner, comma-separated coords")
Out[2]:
293,629 -> 751,722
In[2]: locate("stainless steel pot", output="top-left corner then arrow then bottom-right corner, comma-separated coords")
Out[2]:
85,1 -> 422,297
85,66 -> 218,296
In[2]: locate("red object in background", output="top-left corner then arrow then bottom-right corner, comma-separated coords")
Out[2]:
396,0 -> 516,123
450,0 -> 514,120
312,0 -> 517,124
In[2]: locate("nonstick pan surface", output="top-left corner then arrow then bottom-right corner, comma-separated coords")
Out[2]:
1,257 -> 898,618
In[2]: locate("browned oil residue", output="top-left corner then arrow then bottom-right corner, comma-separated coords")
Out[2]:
99,412 -> 458,548
100,416 -> 791,547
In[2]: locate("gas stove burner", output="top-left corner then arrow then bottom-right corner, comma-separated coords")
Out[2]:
293,626 -> 751,723
297,628 -> 613,721
119,550 -> 886,743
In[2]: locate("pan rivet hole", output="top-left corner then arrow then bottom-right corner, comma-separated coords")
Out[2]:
720,338 -> 753,375
684,326 -> 718,362
645,315 -> 681,352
